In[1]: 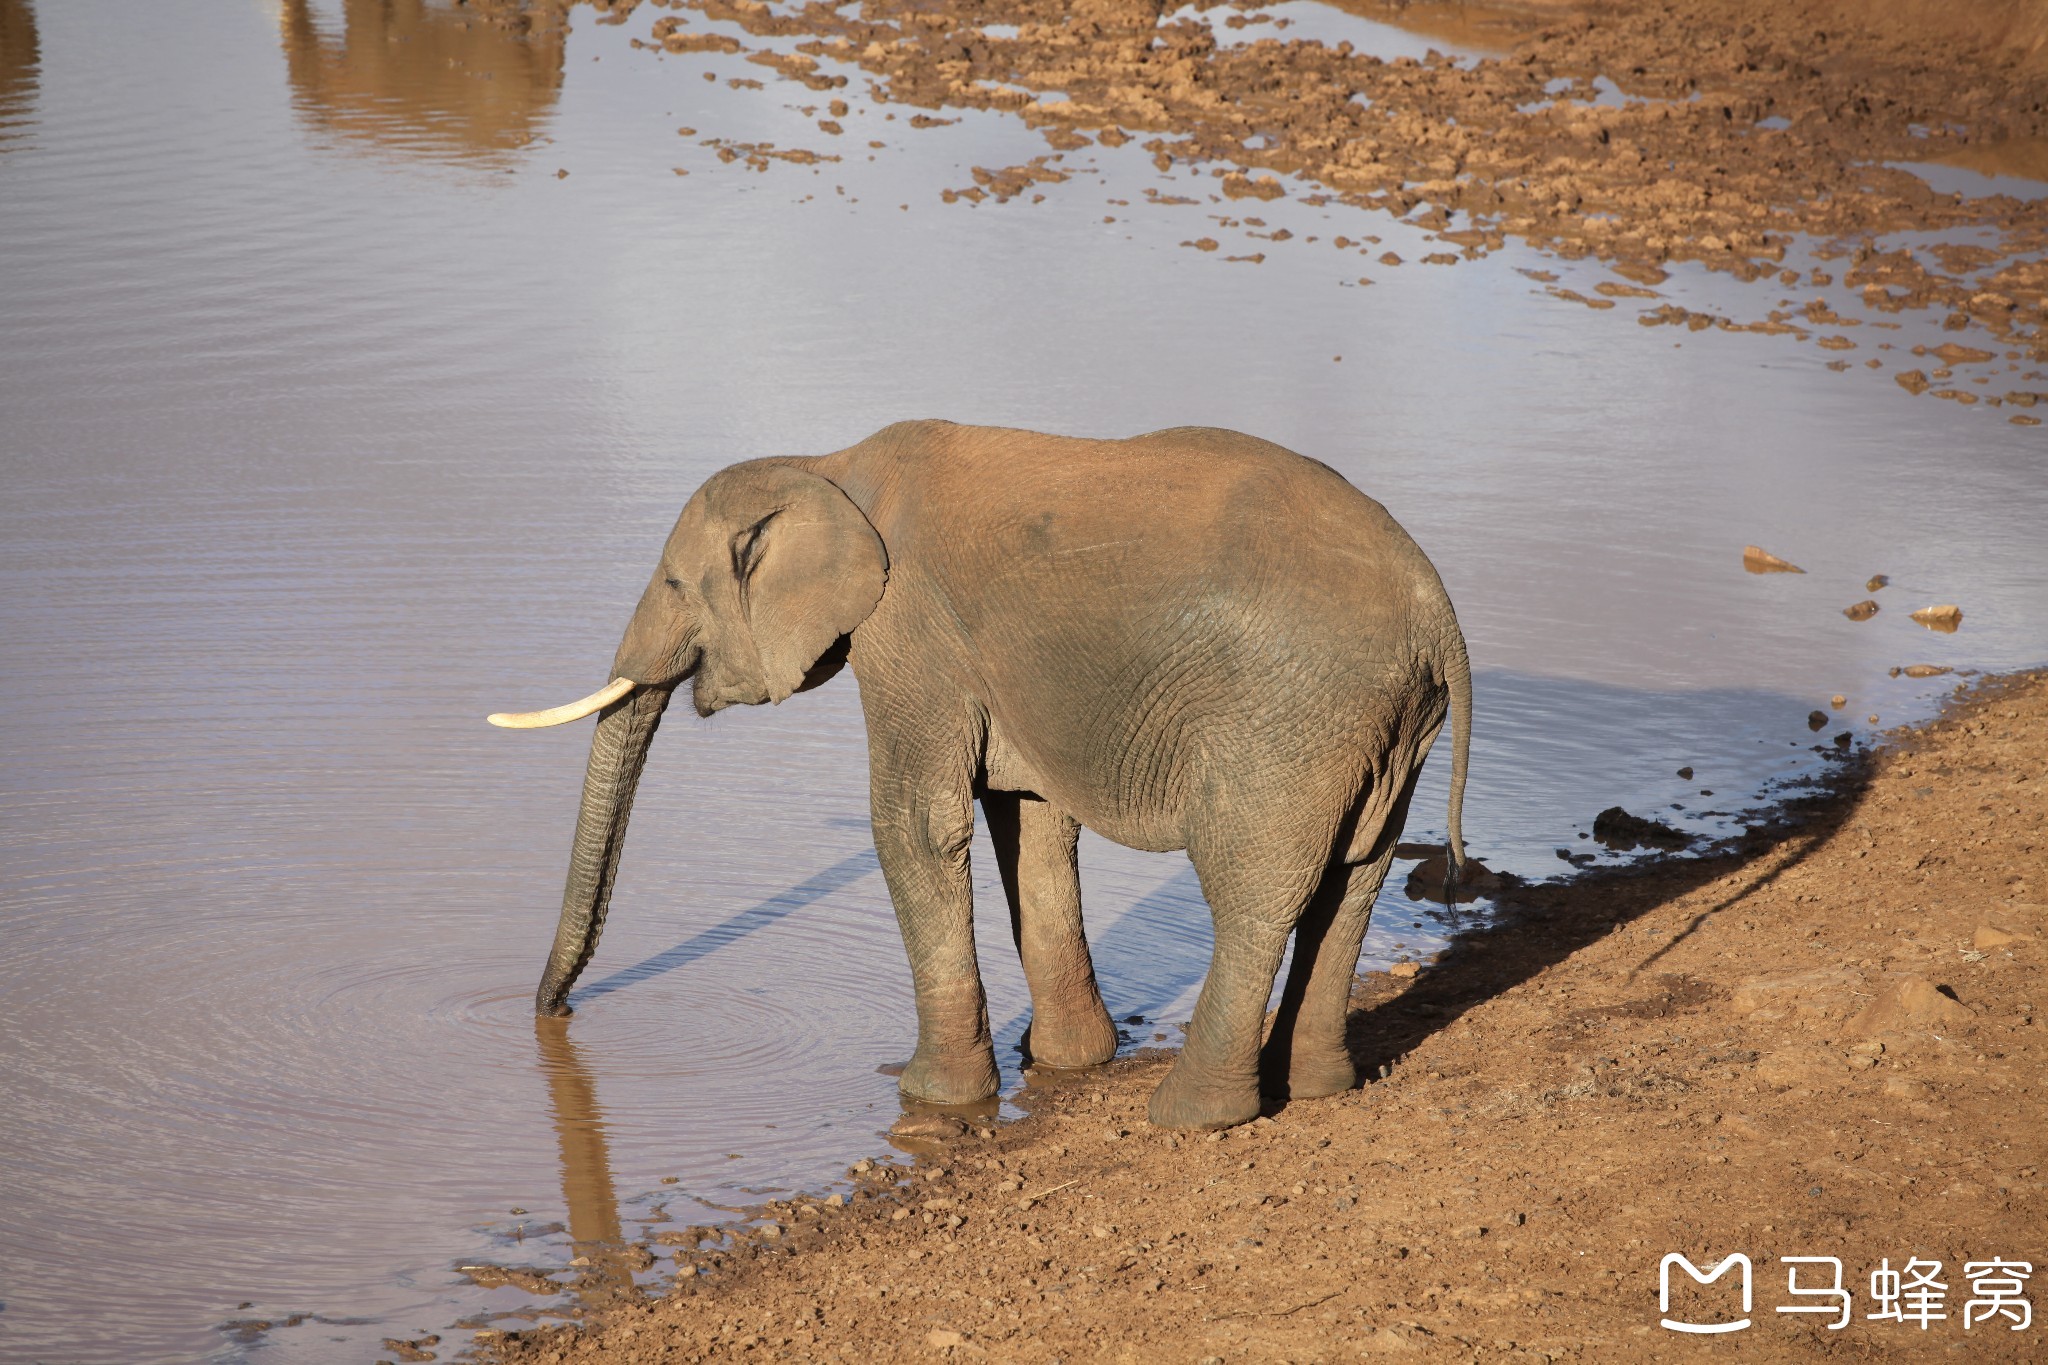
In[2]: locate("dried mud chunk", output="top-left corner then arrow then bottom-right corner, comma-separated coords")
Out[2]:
455,1263 -> 561,1294
1910,604 -> 1963,632
1403,851 -> 1512,903
1182,237 -> 1219,251
663,31 -> 743,54
1847,974 -> 1974,1036
1931,342 -> 1996,366
1548,286 -> 1612,309
1591,806 -> 1690,851
1817,335 -> 1857,351
1742,545 -> 1804,574
1895,369 -> 1931,394
890,1113 -> 967,1140
1220,171 -> 1284,201
1843,599 -> 1879,621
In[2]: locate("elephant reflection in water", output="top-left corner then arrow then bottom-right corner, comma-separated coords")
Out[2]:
533,1016 -> 640,1305
0,0 -> 39,148
277,0 -> 565,159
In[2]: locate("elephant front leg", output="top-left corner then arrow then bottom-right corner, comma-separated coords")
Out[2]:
872,777 -> 1000,1106
983,792 -> 1117,1070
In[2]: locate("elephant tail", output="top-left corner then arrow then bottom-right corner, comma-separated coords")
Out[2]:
1442,621 -> 1472,907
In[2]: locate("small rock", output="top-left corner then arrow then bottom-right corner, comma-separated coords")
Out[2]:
1882,1077 -> 1930,1101
1902,664 -> 1951,678
1830,695 -> 1847,709
1867,574 -> 1890,592
926,1327 -> 966,1349
1454,1224 -> 1487,1239
1895,369 -> 1930,394
1974,925 -> 2026,950
1742,544 -> 1804,574
1677,766 -> 1693,779
1389,961 -> 1420,979
1807,710 -> 1829,731
1910,604 -> 1963,633
1843,600 -> 1879,621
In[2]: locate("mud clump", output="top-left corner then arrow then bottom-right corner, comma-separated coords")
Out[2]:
1742,544 -> 1804,574
1591,805 -> 1692,851
1912,603 -> 1966,632
1843,599 -> 1880,621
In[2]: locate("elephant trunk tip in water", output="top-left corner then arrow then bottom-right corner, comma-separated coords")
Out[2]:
488,677 -> 639,729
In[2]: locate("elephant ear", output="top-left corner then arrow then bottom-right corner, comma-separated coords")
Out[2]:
718,463 -> 887,703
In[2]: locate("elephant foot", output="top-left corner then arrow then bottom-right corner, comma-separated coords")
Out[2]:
899,1046 -> 1000,1106
1146,1061 -> 1261,1131
1261,1050 -> 1358,1101
1024,1004 -> 1119,1070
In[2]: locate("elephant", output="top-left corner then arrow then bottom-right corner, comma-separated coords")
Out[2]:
490,421 -> 1471,1131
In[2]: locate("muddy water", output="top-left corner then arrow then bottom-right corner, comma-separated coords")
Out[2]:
1,2 -> 2044,1361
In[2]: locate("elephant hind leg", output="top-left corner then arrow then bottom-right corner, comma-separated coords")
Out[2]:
1264,764 -> 1422,1099
983,791 -> 1118,1069
1147,834 -> 1328,1131
1259,848 -> 1396,1100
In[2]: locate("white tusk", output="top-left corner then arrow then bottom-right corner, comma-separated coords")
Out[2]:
488,677 -> 638,729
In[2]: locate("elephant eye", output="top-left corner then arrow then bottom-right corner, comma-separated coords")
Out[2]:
664,576 -> 682,591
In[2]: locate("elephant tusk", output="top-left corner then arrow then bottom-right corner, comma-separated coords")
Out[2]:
488,678 -> 638,729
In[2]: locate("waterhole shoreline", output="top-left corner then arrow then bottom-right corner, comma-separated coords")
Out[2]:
480,668 -> 2048,1363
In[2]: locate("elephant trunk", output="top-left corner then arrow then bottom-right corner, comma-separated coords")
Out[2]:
534,683 -> 673,1015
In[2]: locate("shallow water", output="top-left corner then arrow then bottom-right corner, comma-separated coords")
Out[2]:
1,2 -> 2045,1361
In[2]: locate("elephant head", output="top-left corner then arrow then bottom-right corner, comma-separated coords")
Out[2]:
489,461 -> 887,1016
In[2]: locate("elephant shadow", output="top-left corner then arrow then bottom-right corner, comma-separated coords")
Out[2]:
1333,746 -> 1873,1094
567,848 -> 881,1008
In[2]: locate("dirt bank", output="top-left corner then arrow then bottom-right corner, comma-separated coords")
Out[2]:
469,671 -> 2044,1361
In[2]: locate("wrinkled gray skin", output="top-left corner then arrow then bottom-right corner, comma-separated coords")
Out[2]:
531,421 -> 1470,1130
